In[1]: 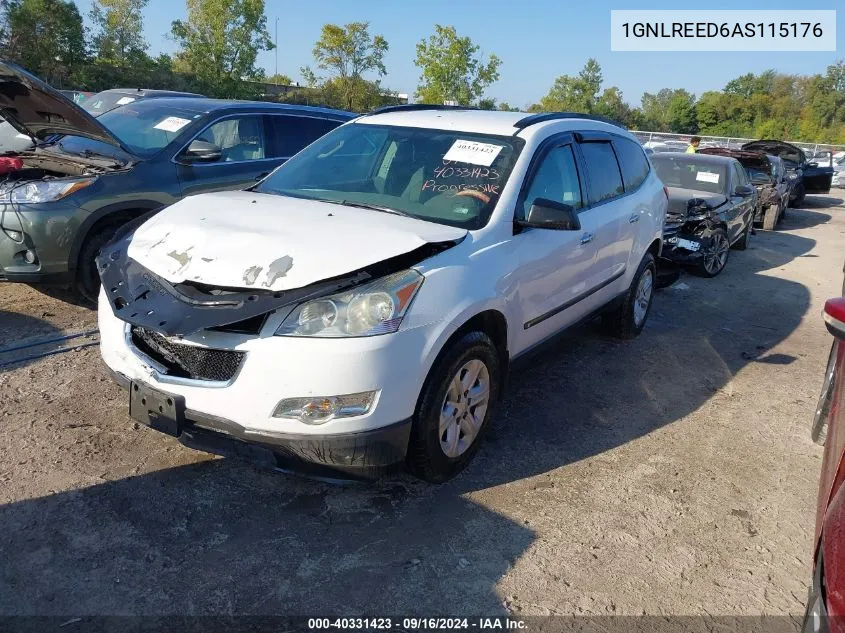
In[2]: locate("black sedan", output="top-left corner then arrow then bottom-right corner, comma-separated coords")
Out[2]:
652,153 -> 757,278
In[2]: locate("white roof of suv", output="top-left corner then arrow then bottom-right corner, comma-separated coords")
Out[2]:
356,107 -> 629,139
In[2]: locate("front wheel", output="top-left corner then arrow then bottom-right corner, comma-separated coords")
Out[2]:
75,224 -> 121,304
407,331 -> 501,483
693,227 -> 729,278
601,252 -> 656,340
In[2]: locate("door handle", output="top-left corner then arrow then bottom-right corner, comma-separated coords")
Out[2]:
628,213 -> 640,223
580,232 -> 594,245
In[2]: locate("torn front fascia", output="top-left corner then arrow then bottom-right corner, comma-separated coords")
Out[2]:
97,232 -> 462,337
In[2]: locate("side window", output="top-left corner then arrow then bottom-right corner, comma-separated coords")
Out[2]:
732,163 -> 746,189
613,136 -> 650,191
266,115 -> 342,158
194,115 -> 267,162
521,145 -> 583,220
579,141 -> 624,204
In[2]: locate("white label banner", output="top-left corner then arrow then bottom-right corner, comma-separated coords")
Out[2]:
610,10 -> 836,51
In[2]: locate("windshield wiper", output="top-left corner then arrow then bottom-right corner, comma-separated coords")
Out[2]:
337,200 -> 412,217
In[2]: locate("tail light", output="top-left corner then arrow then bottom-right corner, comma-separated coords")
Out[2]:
824,297 -> 845,338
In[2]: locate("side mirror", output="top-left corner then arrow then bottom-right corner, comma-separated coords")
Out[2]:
518,198 -> 581,230
734,184 -> 755,197
180,139 -> 222,163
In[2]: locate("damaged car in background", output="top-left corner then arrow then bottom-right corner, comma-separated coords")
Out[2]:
741,139 -> 832,207
699,147 -> 789,230
651,152 -> 756,278
97,107 -> 666,482
0,60 -> 352,301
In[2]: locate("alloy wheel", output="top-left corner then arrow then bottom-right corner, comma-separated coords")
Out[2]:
703,232 -> 729,275
633,268 -> 653,327
439,359 -> 491,458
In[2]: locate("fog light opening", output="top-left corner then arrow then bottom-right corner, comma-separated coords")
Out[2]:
24,249 -> 37,264
272,391 -> 378,424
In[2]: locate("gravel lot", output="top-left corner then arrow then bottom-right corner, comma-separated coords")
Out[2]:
0,196 -> 843,620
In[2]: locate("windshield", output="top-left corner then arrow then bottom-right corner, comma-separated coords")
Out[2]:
83,91 -> 142,117
87,102 -> 204,157
652,155 -> 727,195
253,123 -> 523,229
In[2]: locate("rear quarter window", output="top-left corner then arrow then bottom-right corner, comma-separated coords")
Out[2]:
612,136 -> 650,191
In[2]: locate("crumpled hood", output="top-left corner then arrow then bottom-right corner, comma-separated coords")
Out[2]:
741,140 -> 805,165
665,187 -> 727,226
127,191 -> 468,292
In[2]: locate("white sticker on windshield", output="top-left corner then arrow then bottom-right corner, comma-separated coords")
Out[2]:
443,140 -> 503,166
154,116 -> 192,133
696,171 -> 720,184
116,96 -> 136,106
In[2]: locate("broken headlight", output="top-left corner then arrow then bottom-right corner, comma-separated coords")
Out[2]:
2,178 -> 96,204
275,269 -> 424,338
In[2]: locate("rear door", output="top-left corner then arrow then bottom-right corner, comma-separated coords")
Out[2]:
804,153 -> 834,194
175,112 -> 281,196
264,114 -> 345,166
611,135 -> 652,266
575,134 -> 629,291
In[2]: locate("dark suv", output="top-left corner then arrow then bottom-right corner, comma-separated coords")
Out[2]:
0,61 -> 352,300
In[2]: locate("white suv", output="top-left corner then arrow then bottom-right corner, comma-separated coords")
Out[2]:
97,107 -> 666,482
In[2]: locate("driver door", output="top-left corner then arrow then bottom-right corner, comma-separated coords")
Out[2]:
175,114 -> 280,196
512,140 -> 601,351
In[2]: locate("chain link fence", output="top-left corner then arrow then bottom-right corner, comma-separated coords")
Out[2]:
630,130 -> 845,156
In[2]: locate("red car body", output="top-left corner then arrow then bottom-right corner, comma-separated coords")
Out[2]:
805,297 -> 845,633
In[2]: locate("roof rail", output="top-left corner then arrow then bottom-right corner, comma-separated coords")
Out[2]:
361,103 -> 479,117
513,112 -> 626,130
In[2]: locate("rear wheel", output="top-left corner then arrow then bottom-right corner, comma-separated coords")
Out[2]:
407,331 -> 501,483
762,204 -> 779,231
601,252 -> 656,340
693,227 -> 729,278
75,223 -> 121,303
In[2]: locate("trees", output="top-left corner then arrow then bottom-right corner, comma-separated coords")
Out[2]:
170,0 -> 274,98
90,0 -> 148,65
0,0 -> 86,85
302,22 -> 388,111
414,25 -> 501,105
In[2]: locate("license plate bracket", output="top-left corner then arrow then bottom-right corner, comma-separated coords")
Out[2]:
129,381 -> 185,437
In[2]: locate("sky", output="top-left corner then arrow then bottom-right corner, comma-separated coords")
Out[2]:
73,0 -> 843,108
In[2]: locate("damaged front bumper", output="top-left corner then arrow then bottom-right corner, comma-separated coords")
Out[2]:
660,226 -> 706,264
0,200 -> 79,283
97,286 -> 435,478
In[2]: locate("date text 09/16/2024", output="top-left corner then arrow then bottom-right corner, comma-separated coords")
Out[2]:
307,617 -> 528,630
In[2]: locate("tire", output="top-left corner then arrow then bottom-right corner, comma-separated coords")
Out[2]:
407,331 -> 501,483
692,226 -> 729,278
762,204 -> 778,231
789,183 -> 805,208
777,200 -> 786,225
733,220 -> 751,251
601,252 -> 656,340
75,223 -> 121,303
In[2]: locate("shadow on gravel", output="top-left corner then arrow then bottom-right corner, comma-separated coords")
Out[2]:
0,311 -> 62,372
26,283 -> 94,309
0,209 -> 824,616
